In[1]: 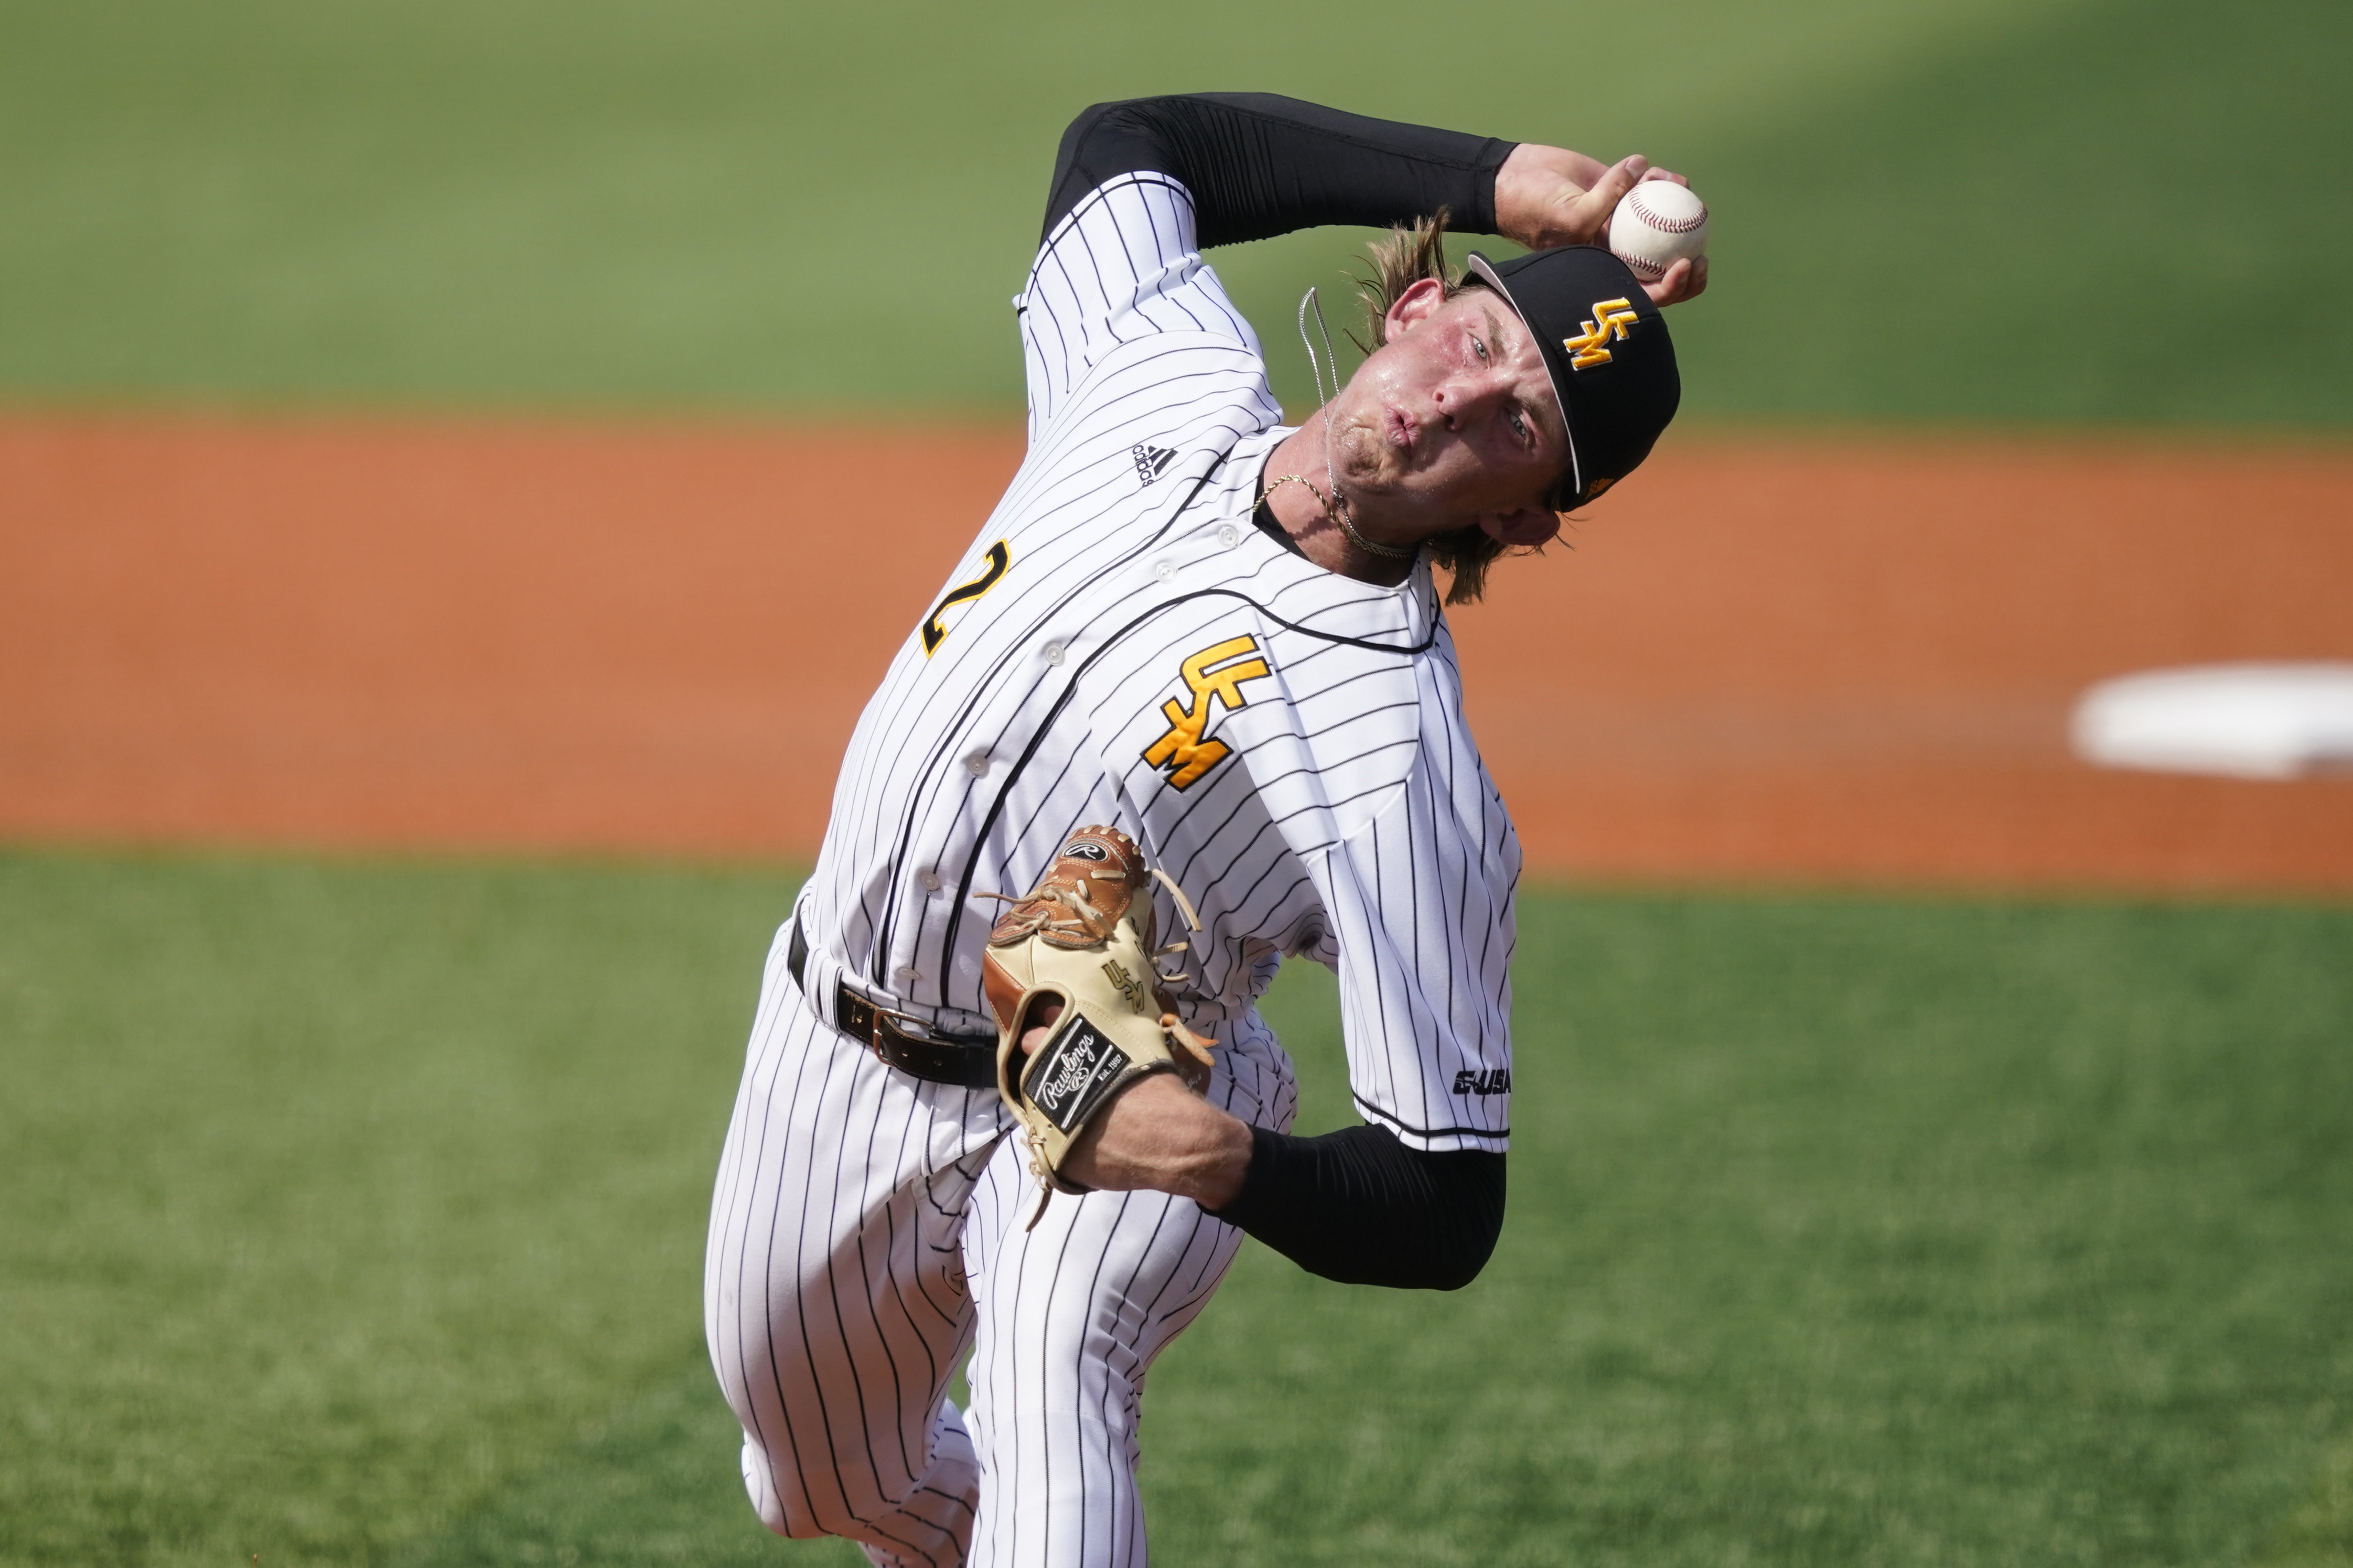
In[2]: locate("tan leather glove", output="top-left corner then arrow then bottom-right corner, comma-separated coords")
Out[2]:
980,825 -> 1217,1218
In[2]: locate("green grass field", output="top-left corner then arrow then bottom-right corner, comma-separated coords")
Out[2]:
5,848 -> 2349,1565
1,0 -> 2345,422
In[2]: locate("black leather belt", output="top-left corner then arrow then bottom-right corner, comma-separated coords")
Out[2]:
788,917 -> 999,1090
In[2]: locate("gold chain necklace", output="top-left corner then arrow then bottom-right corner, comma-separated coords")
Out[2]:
1264,473 -> 1419,561
1281,284 -> 1420,564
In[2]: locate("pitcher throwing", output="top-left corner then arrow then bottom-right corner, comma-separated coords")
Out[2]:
705,92 -> 1702,1566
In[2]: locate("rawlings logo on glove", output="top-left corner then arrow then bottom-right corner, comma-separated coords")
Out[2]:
977,826 -> 1216,1224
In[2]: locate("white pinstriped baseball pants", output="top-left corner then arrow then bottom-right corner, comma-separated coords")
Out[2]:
705,923 -> 1297,1567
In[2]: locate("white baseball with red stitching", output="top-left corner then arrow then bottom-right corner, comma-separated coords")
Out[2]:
1607,180 -> 1710,283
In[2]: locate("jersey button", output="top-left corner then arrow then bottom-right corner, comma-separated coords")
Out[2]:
1041,640 -> 1066,666
965,751 -> 990,777
918,869 -> 942,892
1152,559 -> 1176,582
894,965 -> 920,985
1216,523 -> 1240,547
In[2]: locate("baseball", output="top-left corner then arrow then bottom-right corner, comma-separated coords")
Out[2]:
1607,180 -> 1710,284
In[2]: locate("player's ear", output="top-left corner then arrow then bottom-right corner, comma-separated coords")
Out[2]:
1383,277 -> 1451,339
1478,505 -> 1560,548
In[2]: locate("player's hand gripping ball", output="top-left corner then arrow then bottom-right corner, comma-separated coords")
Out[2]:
981,826 -> 1217,1221
1607,180 -> 1710,285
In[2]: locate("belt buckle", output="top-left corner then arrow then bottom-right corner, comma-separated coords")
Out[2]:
857,988 -> 952,1052
873,988 -> 985,1048
876,1002 -> 930,1039
839,978 -> 991,1086
865,994 -> 933,1047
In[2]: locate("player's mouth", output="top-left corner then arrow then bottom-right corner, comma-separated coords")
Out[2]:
1382,405 -> 1419,458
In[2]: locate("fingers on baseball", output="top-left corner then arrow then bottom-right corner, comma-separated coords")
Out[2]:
1643,255 -> 1706,307
1599,154 -> 1650,200
1570,155 -> 1649,245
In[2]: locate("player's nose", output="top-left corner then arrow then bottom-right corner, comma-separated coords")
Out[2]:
1432,367 -> 1513,429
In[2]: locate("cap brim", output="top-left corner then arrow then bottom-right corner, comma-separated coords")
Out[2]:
1465,252 -> 1582,509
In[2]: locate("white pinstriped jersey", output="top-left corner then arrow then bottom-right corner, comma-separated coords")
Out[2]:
795,169 -> 1520,1152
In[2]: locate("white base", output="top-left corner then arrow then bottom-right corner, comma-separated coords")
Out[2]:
2070,663 -> 2353,780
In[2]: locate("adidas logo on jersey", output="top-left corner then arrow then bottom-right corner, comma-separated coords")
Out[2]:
1452,1067 -> 1512,1096
1131,444 -> 1176,485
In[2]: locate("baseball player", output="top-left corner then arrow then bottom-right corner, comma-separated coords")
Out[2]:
705,93 -> 1698,1567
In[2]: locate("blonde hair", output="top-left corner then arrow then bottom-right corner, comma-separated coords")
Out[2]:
1349,211 -> 1534,605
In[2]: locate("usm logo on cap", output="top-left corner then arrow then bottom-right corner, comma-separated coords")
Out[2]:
1564,298 -> 1640,370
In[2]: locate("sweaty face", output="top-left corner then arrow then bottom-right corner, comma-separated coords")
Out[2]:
1323,279 -> 1571,546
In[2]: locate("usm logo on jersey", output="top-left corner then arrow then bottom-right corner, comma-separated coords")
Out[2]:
1563,297 -> 1640,370
1142,635 -> 1272,790
1453,1067 -> 1512,1096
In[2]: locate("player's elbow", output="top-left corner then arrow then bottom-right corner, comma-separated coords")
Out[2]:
1044,100 -> 1181,241
1306,1144 -> 1507,1291
1064,96 -> 1167,142
1215,1123 -> 1507,1290
1414,1151 -> 1506,1290
1055,99 -> 1159,170
1424,1206 -> 1503,1291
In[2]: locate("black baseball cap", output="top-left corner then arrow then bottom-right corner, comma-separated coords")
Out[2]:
1464,245 -> 1680,511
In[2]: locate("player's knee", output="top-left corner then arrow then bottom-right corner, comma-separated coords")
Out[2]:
749,1489 -> 839,1542
741,1434 -> 948,1544
737,1436 -> 836,1541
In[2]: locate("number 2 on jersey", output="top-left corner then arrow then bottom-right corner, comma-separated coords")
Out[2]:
922,540 -> 1012,655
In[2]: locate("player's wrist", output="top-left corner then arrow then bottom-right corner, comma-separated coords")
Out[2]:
1069,1076 -> 1251,1208
1494,144 -> 1609,249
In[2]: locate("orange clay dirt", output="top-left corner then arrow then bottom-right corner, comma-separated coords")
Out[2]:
3,415 -> 2348,894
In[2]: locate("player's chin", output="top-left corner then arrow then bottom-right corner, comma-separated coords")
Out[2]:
1339,422 -> 1432,495
1326,407 -> 1387,470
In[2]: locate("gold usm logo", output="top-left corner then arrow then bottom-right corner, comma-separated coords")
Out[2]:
1143,635 -> 1272,790
1563,298 -> 1640,370
1100,958 -> 1147,1010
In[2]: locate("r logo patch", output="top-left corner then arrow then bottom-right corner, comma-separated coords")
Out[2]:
1142,634 -> 1272,790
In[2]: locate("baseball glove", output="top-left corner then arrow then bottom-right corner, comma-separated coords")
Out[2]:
979,825 -> 1217,1219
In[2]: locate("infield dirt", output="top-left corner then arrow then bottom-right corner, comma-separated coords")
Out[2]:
4,416 -> 2347,892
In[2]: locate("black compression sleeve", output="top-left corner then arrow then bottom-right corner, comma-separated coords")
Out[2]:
1210,1122 -> 1505,1291
1041,93 -> 1514,247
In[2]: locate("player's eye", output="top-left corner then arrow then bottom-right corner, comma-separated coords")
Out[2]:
1508,406 -> 1529,444
1470,334 -> 1488,362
